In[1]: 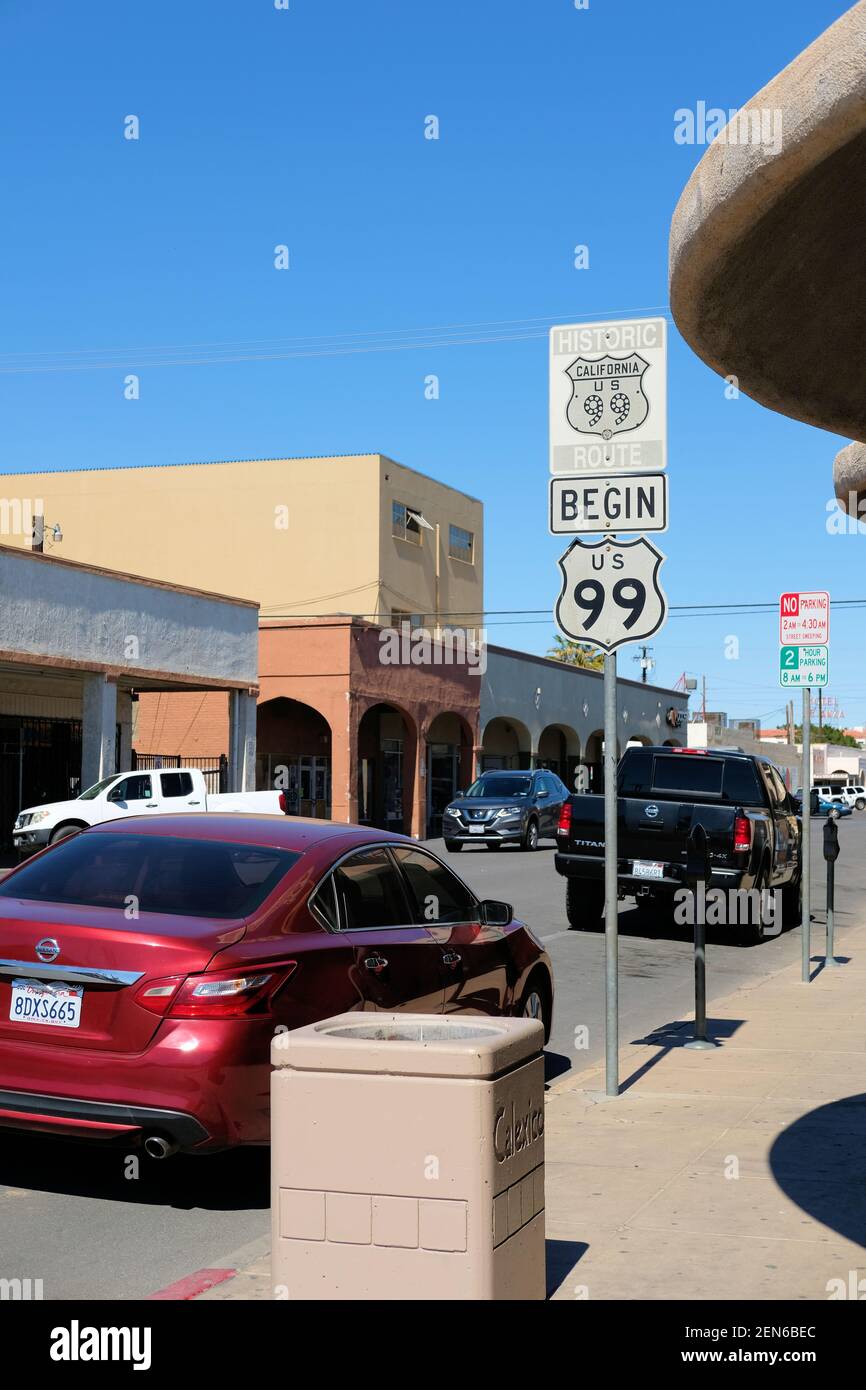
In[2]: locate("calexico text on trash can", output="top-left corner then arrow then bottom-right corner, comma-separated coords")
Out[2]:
271,1013 -> 546,1300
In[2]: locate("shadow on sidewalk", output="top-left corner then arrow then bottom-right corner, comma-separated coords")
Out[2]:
546,1238 -> 589,1298
770,1094 -> 866,1251
616,1017 -> 747,1092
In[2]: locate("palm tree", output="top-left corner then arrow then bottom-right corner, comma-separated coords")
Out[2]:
546,635 -> 604,670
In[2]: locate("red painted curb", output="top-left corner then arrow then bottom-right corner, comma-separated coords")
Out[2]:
146,1268 -> 236,1300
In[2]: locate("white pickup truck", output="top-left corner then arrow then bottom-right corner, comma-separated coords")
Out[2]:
12,767 -> 286,855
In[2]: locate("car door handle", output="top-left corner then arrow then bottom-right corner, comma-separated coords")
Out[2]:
363,954 -> 388,975
442,950 -> 462,970
188,800 -> 201,805
146,802 -> 158,807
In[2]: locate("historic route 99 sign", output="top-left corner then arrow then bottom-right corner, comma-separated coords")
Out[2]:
555,535 -> 669,653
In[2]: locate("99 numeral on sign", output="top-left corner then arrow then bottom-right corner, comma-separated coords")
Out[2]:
573,578 -> 647,633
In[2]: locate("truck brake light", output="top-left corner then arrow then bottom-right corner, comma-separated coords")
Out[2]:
557,803 -> 572,835
733,814 -> 752,853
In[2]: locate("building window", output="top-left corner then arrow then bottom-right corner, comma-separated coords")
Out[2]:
449,524 -> 474,564
392,501 -> 421,546
391,609 -> 423,629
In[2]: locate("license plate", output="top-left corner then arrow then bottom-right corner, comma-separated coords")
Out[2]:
633,860 -> 664,880
9,977 -> 83,1029
469,825 -> 486,834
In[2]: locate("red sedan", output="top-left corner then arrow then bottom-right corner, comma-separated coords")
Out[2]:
0,814 -> 552,1155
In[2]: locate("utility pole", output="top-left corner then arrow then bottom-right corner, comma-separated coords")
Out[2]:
634,646 -> 654,684
701,675 -> 707,722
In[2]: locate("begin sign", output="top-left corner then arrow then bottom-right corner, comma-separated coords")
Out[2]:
549,472 -> 667,535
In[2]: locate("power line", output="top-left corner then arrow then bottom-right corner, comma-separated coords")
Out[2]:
262,596 -> 866,621
0,304 -> 673,375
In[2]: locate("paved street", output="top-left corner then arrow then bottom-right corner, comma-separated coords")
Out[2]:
0,816 -> 855,1299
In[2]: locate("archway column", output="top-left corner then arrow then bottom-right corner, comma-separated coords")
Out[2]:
408,721 -> 425,840
330,695 -> 361,824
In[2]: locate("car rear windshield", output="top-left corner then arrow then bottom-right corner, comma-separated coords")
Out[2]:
465,775 -> 531,798
0,833 -> 299,919
620,751 -> 762,804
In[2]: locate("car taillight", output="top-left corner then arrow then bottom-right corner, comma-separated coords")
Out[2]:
733,814 -> 752,854
557,802 -> 572,835
134,962 -> 298,1019
279,791 -> 288,814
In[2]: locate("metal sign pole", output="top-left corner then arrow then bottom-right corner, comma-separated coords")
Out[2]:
603,647 -> 619,1096
801,686 -> 811,983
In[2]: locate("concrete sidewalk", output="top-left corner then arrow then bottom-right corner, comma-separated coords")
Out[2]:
545,918 -> 866,1301
198,916 -> 866,1302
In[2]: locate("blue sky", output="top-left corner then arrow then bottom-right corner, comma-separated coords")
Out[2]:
0,0 -> 859,725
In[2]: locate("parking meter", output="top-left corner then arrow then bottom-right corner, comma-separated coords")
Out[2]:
823,816 -> 840,863
685,822 -> 711,888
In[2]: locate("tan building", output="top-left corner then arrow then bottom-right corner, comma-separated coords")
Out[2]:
0,453 -> 483,630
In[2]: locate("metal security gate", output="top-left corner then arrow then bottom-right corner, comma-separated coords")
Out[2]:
0,716 -> 83,849
131,752 -> 227,794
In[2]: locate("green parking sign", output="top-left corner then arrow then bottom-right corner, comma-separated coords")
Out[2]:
779,644 -> 829,687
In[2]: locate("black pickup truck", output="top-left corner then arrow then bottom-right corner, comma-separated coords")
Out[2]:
555,746 -> 802,942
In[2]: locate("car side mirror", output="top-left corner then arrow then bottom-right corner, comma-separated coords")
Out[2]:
478,899 -> 513,927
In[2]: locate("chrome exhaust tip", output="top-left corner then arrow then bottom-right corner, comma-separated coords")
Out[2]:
143,1134 -> 178,1160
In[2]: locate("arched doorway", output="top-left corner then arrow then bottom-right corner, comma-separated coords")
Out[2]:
537,723 -> 581,786
256,697 -> 332,817
357,702 -> 417,835
480,716 -> 532,771
425,712 -> 474,838
581,729 -> 622,792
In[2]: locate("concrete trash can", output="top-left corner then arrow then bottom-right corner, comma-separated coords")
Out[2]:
271,1013 -> 545,1300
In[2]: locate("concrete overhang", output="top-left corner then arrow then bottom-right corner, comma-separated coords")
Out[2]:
0,545 -> 259,691
669,1 -> 866,512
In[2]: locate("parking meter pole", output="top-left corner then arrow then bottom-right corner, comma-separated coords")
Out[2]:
603,649 -> 619,1097
801,687 -> 811,983
824,814 -> 840,967
826,857 -> 836,965
684,824 -> 714,1051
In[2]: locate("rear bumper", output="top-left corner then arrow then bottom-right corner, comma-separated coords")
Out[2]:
0,1018 -> 275,1151
554,851 -> 747,892
0,1088 -> 209,1147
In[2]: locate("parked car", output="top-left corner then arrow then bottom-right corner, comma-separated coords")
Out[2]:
555,747 -> 802,943
0,814 -> 553,1154
815,796 -> 853,818
441,768 -> 569,852
12,767 -> 287,856
812,782 -> 865,810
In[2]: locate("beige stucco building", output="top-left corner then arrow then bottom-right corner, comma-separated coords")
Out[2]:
0,453 -> 483,631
